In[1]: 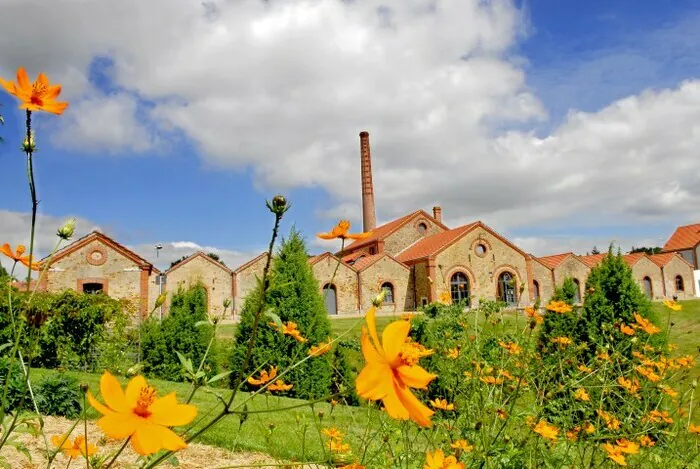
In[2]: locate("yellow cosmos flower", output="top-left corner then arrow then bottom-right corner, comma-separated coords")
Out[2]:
248,366 -> 278,386
51,434 -> 97,458
550,336 -> 572,347
532,420 -> 559,441
602,443 -> 627,466
584,422 -> 596,434
430,398 -> 455,411
495,408 -> 508,420
328,438 -> 351,453
619,324 -> 635,336
317,220 -> 372,240
268,379 -> 293,392
573,388 -> 590,401
597,352 -> 611,361
450,439 -> 473,452
356,307 -> 436,427
566,427 -> 580,442
439,291 -> 451,305
578,364 -> 593,373
446,348 -> 460,359
498,341 -> 521,355
424,449 -> 465,469
0,67 -> 69,114
546,300 -> 573,314
87,372 -> 197,456
322,427 -> 343,439
615,439 -> 639,454
663,299 -> 682,311
633,313 -> 660,335
308,338 -> 333,357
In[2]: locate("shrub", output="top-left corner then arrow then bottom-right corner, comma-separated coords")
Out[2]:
140,283 -> 217,382
230,229 -> 333,399
0,357 -> 27,413
35,373 -> 81,418
536,278 -> 580,356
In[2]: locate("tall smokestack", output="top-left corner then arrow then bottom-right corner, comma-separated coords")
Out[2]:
359,131 -> 377,233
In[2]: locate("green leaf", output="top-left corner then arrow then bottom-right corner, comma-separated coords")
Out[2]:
265,309 -> 283,330
175,351 -> 194,373
207,370 -> 232,385
0,342 -> 12,354
194,320 -> 211,328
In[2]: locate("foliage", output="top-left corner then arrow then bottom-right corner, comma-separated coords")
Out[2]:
34,373 -> 81,418
630,246 -> 663,255
169,252 -> 225,268
0,357 -> 27,413
329,341 -> 360,406
231,229 -> 333,399
537,278 -> 580,356
140,283 -> 217,382
551,277 -> 578,304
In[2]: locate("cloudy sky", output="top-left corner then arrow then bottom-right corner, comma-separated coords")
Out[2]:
1,0 -> 699,271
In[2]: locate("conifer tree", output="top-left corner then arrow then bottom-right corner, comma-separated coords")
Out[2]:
230,228 -> 333,399
537,277 -> 580,355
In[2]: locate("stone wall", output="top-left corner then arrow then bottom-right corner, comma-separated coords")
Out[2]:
311,255 -> 359,315
382,214 -> 445,256
411,261 -> 431,308
233,254 -> 268,315
628,257 -> 664,300
359,255 -> 412,313
661,256 -> 696,299
433,226 -> 529,307
553,256 -> 590,303
166,254 -> 233,318
530,260 -> 555,304
46,238 -> 143,313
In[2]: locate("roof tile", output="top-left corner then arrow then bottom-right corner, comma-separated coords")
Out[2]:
536,253 -> 573,269
663,223 -> 700,251
396,223 -> 477,263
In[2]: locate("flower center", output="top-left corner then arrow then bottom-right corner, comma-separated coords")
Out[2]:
133,386 -> 157,418
31,83 -> 46,105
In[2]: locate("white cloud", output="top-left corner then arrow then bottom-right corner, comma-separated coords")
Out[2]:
0,0 -> 698,235
513,235 -> 668,258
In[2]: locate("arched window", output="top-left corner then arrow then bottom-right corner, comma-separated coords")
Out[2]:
533,280 -> 540,301
323,284 -> 337,315
497,272 -> 516,305
573,279 -> 581,303
642,277 -> 653,299
381,282 -> 394,304
450,272 -> 470,305
675,275 -> 684,292
417,222 -> 428,235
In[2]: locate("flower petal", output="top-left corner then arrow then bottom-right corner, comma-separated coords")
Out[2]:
394,382 -> 433,427
356,362 -> 391,400
381,381 -> 409,421
44,84 -> 62,100
100,371 -> 129,413
365,307 -> 383,357
396,365 -> 436,390
316,233 -> 336,240
0,78 -> 16,97
96,412 -> 140,439
149,393 -> 197,427
131,424 -> 187,455
87,391 -> 113,416
360,328 -> 384,364
0,243 -> 15,260
124,375 -> 148,407
381,319 -> 410,363
16,67 -> 30,93
38,101 -> 69,115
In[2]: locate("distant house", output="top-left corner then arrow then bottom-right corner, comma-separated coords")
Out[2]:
661,223 -> 700,297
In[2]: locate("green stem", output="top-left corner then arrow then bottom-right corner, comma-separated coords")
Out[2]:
83,392 -> 90,469
104,437 -> 130,469
24,110 -> 37,292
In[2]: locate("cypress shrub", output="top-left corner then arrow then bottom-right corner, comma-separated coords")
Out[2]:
536,277 -> 579,356
230,229 -> 333,399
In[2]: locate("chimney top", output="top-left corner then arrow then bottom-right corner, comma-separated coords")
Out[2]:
432,206 -> 442,223
359,130 -> 369,137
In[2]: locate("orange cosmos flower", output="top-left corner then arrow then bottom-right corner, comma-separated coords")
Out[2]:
268,379 -> 293,392
279,321 -> 307,343
578,364 -> 593,373
248,366 -> 278,386
450,439 -> 473,452
602,443 -> 627,466
658,384 -> 677,397
479,376 -> 503,385
617,377 -> 640,396
424,449 -> 465,469
51,434 -> 98,458
87,372 -> 197,456
689,423 -> 700,434
429,398 -> 455,411
573,388 -> 590,401
636,366 -> 661,382
308,338 -> 333,357
566,427 -> 580,442
615,439 -> 639,454
644,410 -> 673,424
546,300 -> 572,314
662,299 -> 682,311
584,422 -> 596,434
339,464 -> 365,469
639,435 -> 655,447
532,420 -> 559,441
438,291 -> 452,305
356,307 -> 436,427
619,324 -> 635,336
633,313 -> 660,335
499,341 -> 521,355
525,306 -> 543,325
495,408 -> 508,420
597,352 -> 611,361
328,438 -> 350,453
0,67 -> 68,114
322,427 -> 343,439
0,243 -> 42,271
550,336 -> 572,347
597,409 -> 620,430
317,220 -> 371,241
446,348 -> 459,359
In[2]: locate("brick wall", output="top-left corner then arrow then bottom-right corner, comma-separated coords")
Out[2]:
661,256 -> 696,299
530,260 -> 555,304
166,254 -> 233,318
233,254 -> 268,315
628,257 -> 664,300
359,256 -> 412,313
382,215 -> 445,256
311,255 -> 359,315
553,256 -> 590,303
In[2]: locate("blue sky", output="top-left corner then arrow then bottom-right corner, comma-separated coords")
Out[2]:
1,0 -> 699,269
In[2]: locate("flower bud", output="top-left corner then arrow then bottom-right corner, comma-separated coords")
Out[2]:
57,218 -> 76,241
155,292 -> 167,308
318,410 -> 325,420
272,194 -> 286,210
21,132 -> 36,153
372,289 -> 387,307
80,383 -> 89,394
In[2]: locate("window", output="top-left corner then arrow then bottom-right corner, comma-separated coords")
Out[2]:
381,282 -> 394,304
573,279 -> 581,303
417,222 -> 428,235
497,272 -> 516,305
475,243 -> 487,256
642,277 -> 653,299
323,284 -> 337,315
82,282 -> 104,294
675,275 -> 684,291
533,280 -> 540,301
450,272 -> 470,306
369,246 -> 377,255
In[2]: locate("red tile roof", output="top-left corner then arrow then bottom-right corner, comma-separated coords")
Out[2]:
352,253 -> 386,271
536,253 -> 574,269
344,210 -> 447,251
309,252 -> 358,272
341,251 -> 366,263
579,253 -> 605,267
396,223 -> 478,263
649,252 -> 694,268
622,252 -> 646,266
663,223 -> 700,251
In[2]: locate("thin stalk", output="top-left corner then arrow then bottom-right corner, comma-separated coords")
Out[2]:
83,392 -> 90,469
24,110 -> 36,292
104,437 -> 131,469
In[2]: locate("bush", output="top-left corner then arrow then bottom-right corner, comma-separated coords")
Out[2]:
230,229 -> 333,399
140,283 -> 217,382
536,278 -> 580,356
35,373 -> 81,418
0,357 -> 27,413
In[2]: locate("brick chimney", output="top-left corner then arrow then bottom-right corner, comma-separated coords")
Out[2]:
433,206 -> 442,223
360,131 -> 377,232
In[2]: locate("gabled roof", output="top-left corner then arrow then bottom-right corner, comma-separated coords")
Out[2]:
165,251 -> 233,275
622,252 -> 647,267
536,252 -> 576,269
354,253 -> 409,272
396,223 -> 477,263
344,209 -> 449,251
341,251 -> 367,263
233,252 -> 268,274
663,223 -> 700,251
649,252 -> 694,269
46,231 -> 159,273
579,253 -> 605,268
579,252 -> 653,269
308,252 -> 358,272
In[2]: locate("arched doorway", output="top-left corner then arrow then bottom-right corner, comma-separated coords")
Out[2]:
642,277 -> 653,299
573,279 -> 581,303
533,280 -> 540,302
323,284 -> 338,315
497,272 -> 516,305
450,272 -> 470,306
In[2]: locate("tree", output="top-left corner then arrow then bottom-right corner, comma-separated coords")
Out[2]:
230,228 -> 333,399
590,246 -> 600,255
537,277 -> 579,356
206,252 -> 225,266
629,246 -> 662,255
0,263 -> 7,280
